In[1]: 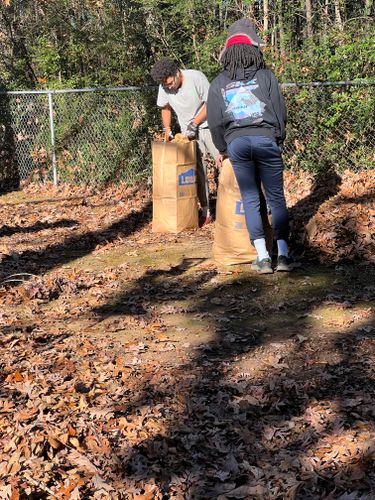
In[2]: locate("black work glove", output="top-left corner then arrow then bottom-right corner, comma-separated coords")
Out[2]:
185,121 -> 198,139
276,138 -> 284,153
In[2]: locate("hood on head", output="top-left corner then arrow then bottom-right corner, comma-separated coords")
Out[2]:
219,18 -> 265,61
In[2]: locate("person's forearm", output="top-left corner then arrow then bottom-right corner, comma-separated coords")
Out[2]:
192,103 -> 207,126
161,106 -> 172,141
161,106 -> 172,130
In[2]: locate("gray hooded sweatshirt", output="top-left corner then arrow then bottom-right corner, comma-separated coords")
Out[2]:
207,66 -> 287,154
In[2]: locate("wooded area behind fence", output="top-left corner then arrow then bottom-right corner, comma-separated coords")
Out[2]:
0,81 -> 374,189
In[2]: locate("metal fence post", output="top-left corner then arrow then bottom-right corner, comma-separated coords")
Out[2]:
48,91 -> 58,185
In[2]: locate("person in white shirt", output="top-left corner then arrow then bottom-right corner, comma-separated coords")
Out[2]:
151,58 -> 219,226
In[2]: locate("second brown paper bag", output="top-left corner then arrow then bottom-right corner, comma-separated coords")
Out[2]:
213,159 -> 272,265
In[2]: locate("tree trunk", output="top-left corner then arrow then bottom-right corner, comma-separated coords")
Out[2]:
263,0 -> 269,33
246,2 -> 254,18
305,0 -> 313,38
271,11 -> 276,49
236,0 -> 254,17
277,0 -> 286,57
1,7 -> 36,87
364,0 -> 373,17
333,0 -> 343,30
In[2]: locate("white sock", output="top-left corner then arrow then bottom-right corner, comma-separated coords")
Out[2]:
254,238 -> 270,260
277,239 -> 289,257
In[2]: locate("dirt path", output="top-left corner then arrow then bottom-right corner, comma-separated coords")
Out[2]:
0,186 -> 374,498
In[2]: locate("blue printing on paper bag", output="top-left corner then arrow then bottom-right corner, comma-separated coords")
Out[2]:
178,168 -> 196,186
235,200 -> 245,215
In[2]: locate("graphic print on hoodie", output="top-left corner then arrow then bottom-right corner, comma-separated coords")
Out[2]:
222,79 -> 266,124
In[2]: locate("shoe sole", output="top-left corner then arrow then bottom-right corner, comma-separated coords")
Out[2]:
259,268 -> 273,274
251,265 -> 273,274
276,264 -> 291,272
276,262 -> 301,272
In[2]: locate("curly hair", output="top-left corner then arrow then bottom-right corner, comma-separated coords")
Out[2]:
220,44 -> 265,79
151,58 -> 180,84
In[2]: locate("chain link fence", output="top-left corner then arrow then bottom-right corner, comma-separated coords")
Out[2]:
0,82 -> 374,189
283,82 -> 375,173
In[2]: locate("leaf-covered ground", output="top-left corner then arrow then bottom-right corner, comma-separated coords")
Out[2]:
0,170 -> 374,499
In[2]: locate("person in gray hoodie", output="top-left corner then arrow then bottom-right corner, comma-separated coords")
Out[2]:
207,19 -> 294,273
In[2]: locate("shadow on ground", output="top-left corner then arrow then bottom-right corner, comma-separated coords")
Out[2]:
91,255 -> 375,498
289,168 -> 342,253
0,219 -> 79,237
0,200 -> 152,281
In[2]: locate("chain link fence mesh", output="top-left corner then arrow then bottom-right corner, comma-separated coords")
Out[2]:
52,89 -> 159,184
0,83 -> 373,189
1,92 -> 51,188
283,83 -> 375,172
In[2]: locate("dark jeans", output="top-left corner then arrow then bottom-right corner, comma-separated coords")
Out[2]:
227,135 -> 289,242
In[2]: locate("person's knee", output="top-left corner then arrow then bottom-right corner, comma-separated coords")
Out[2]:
242,194 -> 261,208
266,190 -> 286,205
269,197 -> 287,209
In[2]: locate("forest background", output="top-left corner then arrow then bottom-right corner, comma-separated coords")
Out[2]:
0,0 -> 374,90
0,0 -> 374,186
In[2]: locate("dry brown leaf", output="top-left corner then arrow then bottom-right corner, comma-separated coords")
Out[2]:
68,450 -> 100,474
5,371 -> 24,382
226,484 -> 267,498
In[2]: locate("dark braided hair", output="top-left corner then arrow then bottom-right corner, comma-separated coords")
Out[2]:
220,44 -> 265,79
151,58 -> 180,84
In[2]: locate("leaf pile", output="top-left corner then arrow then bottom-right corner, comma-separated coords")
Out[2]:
285,169 -> 374,262
0,175 -> 374,498
1,293 -> 375,498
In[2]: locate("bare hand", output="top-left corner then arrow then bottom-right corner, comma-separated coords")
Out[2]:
215,154 -> 225,169
163,129 -> 172,142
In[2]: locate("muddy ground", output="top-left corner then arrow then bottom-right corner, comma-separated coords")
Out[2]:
0,179 -> 374,499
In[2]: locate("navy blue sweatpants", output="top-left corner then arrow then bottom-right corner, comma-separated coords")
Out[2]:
227,135 -> 289,242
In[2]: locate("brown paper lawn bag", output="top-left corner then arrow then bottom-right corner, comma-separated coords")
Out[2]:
213,158 -> 273,265
152,140 -> 198,233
